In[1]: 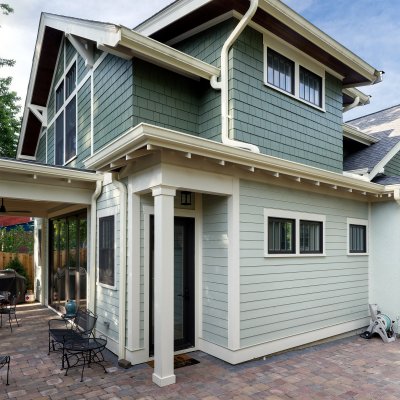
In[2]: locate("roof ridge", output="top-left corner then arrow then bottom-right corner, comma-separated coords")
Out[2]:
348,103 -> 400,123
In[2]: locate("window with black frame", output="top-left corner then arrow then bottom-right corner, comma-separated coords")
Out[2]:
267,48 -> 295,94
268,217 -> 295,254
54,61 -> 77,165
299,66 -> 322,107
349,224 -> 367,253
300,220 -> 323,254
99,216 -> 115,287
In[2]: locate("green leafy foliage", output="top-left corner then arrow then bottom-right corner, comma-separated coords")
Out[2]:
0,3 -> 20,158
0,225 -> 33,254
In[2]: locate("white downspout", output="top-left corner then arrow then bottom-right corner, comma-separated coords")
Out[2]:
211,0 -> 260,153
343,96 -> 360,113
112,173 -> 127,361
89,179 -> 102,313
394,187 -> 400,206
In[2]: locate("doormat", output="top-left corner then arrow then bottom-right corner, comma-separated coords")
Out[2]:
147,354 -> 200,369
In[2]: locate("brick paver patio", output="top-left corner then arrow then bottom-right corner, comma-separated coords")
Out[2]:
1,304 -> 400,399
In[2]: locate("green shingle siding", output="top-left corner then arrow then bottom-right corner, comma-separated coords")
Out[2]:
384,153 -> 400,176
231,26 -> 343,172
65,38 -> 76,68
202,194 -> 228,347
54,44 -> 64,86
133,60 -> 199,136
48,88 -> 55,124
36,134 -> 46,163
93,54 -> 134,152
47,124 -> 54,164
239,179 -> 369,347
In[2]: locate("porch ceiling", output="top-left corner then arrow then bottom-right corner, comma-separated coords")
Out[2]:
0,158 -> 102,217
85,123 -> 397,202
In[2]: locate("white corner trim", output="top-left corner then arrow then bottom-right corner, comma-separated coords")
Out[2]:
228,178 -> 240,350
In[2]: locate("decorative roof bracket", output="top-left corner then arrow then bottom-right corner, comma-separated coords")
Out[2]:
28,104 -> 47,127
66,33 -> 94,68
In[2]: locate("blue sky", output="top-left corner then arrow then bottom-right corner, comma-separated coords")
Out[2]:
0,0 -> 398,121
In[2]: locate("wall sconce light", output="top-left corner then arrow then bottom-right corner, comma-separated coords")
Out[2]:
180,191 -> 192,206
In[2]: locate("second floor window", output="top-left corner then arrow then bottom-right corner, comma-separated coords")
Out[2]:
300,66 -> 322,107
267,49 -> 294,95
55,62 -> 77,165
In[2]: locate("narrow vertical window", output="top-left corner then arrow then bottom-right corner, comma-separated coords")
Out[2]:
55,82 -> 64,112
99,216 -> 115,287
267,49 -> 294,94
65,63 -> 76,99
300,220 -> 323,254
299,66 -> 322,107
349,224 -> 367,253
268,217 -> 295,254
65,96 -> 76,162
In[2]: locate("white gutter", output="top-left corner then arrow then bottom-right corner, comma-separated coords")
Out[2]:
393,187 -> 400,206
112,173 -> 128,361
211,0 -> 260,153
89,180 -> 102,313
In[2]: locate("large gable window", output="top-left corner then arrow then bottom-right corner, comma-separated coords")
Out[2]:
54,61 -> 77,165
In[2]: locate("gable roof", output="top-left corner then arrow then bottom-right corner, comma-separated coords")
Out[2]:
17,13 -> 220,159
344,104 -> 400,179
136,0 -> 382,87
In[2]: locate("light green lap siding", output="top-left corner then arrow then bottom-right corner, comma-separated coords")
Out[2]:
93,54 -> 133,152
36,134 -> 46,163
202,194 -> 228,347
132,60 -> 199,136
48,88 -> 55,124
239,180 -> 369,347
96,182 -> 121,343
384,153 -> 400,176
231,27 -> 343,172
77,54 -> 91,84
47,125 -> 54,164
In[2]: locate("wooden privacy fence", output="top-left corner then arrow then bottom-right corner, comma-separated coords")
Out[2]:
0,252 -> 34,289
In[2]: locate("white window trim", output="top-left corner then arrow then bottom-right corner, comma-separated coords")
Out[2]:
347,217 -> 369,256
263,32 -> 326,112
97,207 -> 117,290
264,208 -> 326,258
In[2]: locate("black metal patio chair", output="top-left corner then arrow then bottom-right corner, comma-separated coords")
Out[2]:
48,308 -> 97,368
0,355 -> 10,385
0,295 -> 19,332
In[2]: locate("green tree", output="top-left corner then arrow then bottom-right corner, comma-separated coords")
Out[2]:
0,3 -> 21,158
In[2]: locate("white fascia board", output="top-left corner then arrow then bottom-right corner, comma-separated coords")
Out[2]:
258,0 -> 380,85
369,140 -> 400,180
42,13 -> 121,47
85,122 -> 386,195
135,0 -> 213,36
343,88 -> 370,106
343,123 -> 378,146
119,27 -> 220,80
0,158 -> 103,183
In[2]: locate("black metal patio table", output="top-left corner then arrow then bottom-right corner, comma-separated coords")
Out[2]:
62,337 -> 108,382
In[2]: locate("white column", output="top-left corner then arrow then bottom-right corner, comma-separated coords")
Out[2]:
151,185 -> 176,387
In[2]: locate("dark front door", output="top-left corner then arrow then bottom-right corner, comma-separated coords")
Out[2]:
150,216 -> 195,356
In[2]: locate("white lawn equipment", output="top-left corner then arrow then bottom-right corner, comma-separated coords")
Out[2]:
360,304 -> 395,343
